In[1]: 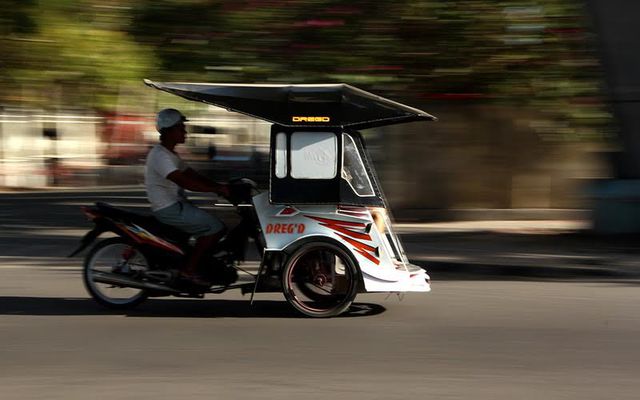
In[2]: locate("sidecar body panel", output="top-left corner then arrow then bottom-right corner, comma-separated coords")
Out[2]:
252,192 -> 430,293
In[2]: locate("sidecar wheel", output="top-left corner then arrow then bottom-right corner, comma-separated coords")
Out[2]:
83,238 -> 148,310
282,242 -> 360,318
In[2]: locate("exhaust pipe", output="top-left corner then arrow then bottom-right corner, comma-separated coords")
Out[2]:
92,271 -> 181,294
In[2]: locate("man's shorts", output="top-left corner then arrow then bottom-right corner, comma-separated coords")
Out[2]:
153,201 -> 225,238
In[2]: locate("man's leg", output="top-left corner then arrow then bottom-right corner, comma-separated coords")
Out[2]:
153,201 -> 226,285
179,203 -> 226,283
181,230 -> 224,279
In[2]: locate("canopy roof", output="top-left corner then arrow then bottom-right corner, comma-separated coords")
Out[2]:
144,79 -> 436,130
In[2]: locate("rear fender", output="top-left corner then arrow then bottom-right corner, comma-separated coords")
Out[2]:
68,224 -> 109,257
69,215 -> 139,257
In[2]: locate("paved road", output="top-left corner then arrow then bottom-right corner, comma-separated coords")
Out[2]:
1,189 -> 640,399
2,266 -> 639,399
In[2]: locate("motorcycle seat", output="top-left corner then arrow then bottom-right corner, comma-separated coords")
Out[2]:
94,202 -> 190,244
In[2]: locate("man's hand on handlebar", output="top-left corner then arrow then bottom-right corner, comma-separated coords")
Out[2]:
224,178 -> 257,205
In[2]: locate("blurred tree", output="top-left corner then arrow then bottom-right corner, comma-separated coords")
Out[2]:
0,0 -> 156,109
0,0 -> 610,140
127,0 -> 608,140
0,0 -> 39,103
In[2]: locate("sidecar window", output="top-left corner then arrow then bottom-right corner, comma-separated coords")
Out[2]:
290,132 -> 337,179
275,132 -> 287,178
342,134 -> 375,196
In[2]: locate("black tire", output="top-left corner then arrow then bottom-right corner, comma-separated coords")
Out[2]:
282,242 -> 360,318
83,237 -> 148,310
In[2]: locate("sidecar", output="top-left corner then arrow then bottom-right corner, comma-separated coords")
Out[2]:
145,80 -> 436,317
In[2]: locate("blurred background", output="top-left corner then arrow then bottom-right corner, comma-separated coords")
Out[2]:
0,0 -> 637,232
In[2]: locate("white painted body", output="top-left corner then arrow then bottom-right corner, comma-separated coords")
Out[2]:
252,192 -> 431,293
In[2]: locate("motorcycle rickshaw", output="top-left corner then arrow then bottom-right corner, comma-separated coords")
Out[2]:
73,79 -> 435,317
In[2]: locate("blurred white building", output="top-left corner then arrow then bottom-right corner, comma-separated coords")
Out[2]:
0,110 -> 102,188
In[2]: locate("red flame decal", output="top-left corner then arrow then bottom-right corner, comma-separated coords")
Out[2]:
305,215 -> 379,265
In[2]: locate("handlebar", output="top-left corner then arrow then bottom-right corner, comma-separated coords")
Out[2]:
223,178 -> 258,206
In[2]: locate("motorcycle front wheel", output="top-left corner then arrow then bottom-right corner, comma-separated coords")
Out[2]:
83,238 -> 149,310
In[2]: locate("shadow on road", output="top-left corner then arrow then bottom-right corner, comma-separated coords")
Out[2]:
0,296 -> 386,318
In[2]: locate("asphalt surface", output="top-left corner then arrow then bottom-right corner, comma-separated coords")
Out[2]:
1,188 -> 640,399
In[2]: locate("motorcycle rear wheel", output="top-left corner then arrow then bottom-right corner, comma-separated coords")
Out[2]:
83,238 -> 148,310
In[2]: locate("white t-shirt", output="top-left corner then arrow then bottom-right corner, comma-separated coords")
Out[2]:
145,144 -> 188,211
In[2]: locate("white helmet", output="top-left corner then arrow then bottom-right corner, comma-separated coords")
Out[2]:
156,108 -> 188,131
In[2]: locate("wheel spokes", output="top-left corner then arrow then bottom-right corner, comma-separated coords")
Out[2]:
288,249 -> 353,311
87,243 -> 146,304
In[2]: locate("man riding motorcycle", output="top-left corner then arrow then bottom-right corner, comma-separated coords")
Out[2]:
145,108 -> 230,286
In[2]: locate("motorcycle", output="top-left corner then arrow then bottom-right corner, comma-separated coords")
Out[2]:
71,178 -> 265,309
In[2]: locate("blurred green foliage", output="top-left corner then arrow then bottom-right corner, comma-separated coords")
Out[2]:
0,0 -> 608,140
